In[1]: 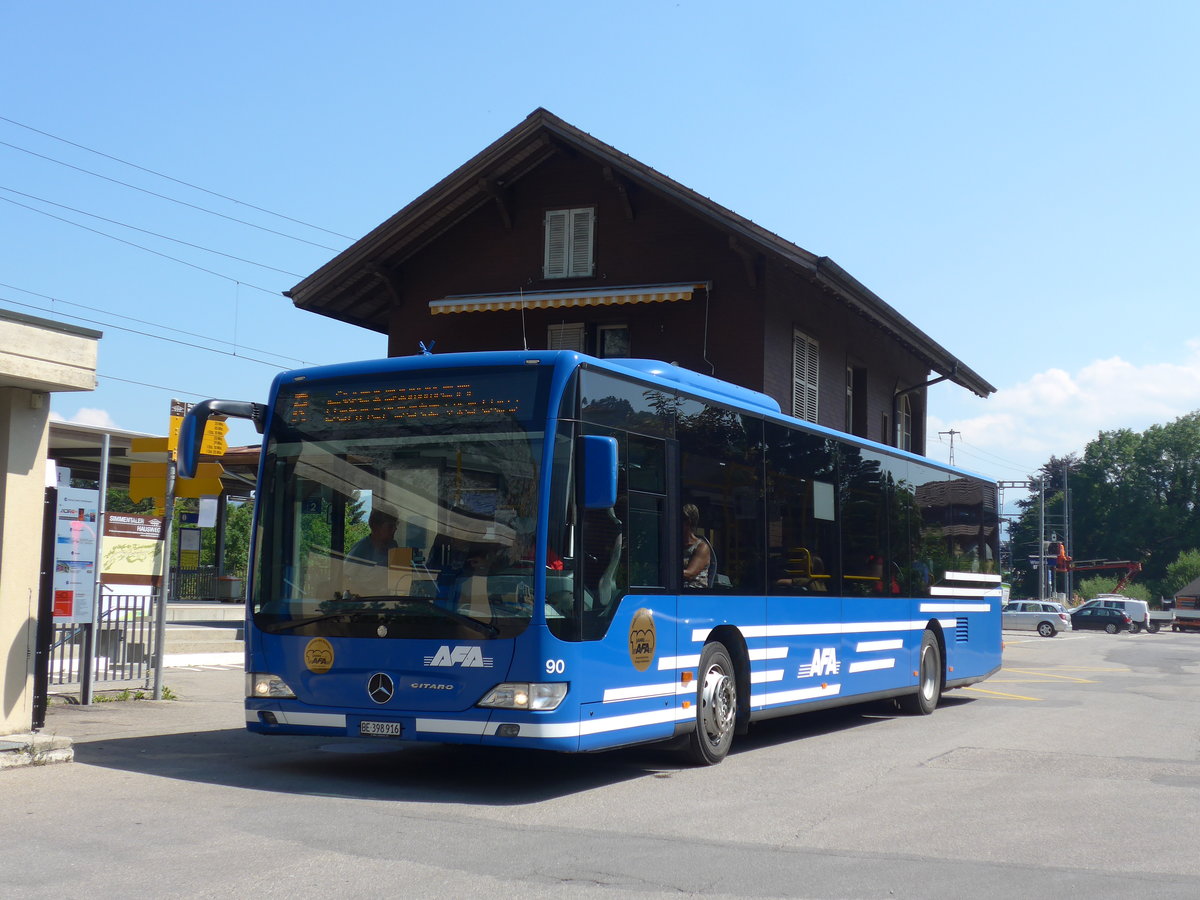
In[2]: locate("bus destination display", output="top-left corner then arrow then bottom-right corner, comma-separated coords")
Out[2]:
282,379 -> 526,429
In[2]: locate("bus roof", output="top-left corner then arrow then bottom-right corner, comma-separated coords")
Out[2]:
270,350 -> 991,484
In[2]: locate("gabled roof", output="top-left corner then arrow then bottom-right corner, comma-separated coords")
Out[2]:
286,108 -> 994,398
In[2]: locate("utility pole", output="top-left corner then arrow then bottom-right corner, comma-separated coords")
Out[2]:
939,429 -> 961,466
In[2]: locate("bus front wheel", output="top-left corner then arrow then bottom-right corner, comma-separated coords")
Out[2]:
686,642 -> 737,765
899,631 -> 942,716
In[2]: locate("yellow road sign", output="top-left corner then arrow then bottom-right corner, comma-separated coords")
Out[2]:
130,437 -> 170,454
176,462 -> 224,498
200,420 -> 229,456
128,462 -> 168,502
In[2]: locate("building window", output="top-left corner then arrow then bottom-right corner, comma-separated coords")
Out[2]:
543,208 -> 594,279
547,323 -> 586,351
897,394 -> 913,452
792,328 -> 819,423
597,324 -> 630,358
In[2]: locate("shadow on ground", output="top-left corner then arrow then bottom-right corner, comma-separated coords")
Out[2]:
68,695 -> 974,805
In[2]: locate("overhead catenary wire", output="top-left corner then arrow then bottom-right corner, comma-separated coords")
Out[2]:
0,114 -> 355,241
0,281 -> 315,366
949,435 -> 1040,475
0,185 -> 304,277
98,372 -> 222,400
0,194 -> 283,296
0,292 -> 311,370
0,138 -> 343,251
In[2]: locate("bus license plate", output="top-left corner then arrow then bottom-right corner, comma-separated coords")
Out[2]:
359,720 -> 403,737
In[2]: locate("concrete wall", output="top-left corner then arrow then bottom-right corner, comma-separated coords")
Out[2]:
0,310 -> 99,735
0,388 -> 50,733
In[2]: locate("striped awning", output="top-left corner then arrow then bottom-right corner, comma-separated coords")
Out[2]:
428,283 -> 705,316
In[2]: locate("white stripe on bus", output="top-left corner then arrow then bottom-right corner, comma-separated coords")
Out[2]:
658,654 -> 701,670
750,669 -> 785,684
246,710 -> 347,728
602,683 -> 678,703
856,638 -> 904,652
848,658 -> 896,673
920,602 -> 993,612
414,718 -> 489,736
943,571 -> 1002,583
754,683 -> 842,705
692,620 -> 941,643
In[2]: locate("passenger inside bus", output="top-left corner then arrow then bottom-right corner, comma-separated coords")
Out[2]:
682,503 -> 717,589
774,548 -> 828,592
347,510 -> 399,565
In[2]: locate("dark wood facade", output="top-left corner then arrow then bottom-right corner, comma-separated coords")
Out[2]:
287,109 -> 994,456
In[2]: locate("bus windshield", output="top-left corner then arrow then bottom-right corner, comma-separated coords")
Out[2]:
251,367 -> 550,640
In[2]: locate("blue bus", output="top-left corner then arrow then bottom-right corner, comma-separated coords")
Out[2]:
180,351 -> 1001,764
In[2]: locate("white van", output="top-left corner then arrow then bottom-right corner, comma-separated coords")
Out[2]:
1078,595 -> 1151,632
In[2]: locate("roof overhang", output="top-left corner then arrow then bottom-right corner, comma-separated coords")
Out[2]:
286,108 -> 995,399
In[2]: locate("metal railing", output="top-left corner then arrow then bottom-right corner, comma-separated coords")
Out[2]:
48,595 -> 157,687
173,566 -> 246,601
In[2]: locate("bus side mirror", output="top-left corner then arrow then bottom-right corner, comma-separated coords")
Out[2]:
179,399 -> 266,478
580,435 -> 619,510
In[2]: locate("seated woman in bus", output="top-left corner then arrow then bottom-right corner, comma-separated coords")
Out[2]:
682,503 -> 717,589
773,552 -> 828,592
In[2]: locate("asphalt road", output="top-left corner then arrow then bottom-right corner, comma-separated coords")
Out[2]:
5,630 -> 1200,899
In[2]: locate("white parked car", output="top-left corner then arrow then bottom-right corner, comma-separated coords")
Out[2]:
1002,600 -> 1073,636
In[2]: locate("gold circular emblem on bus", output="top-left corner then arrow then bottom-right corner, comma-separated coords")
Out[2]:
629,608 -> 656,672
304,637 -> 334,674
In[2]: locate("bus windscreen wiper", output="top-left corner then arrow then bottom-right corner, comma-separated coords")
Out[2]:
262,596 -> 499,638
261,611 -> 374,634
394,597 -> 499,637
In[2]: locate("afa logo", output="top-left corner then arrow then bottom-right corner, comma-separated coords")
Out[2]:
628,608 -> 656,672
797,647 -> 840,679
304,637 -> 334,674
424,645 -> 494,668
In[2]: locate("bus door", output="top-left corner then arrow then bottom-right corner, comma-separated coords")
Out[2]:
562,425 -> 677,749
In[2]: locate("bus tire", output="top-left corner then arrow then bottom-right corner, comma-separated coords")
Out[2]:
899,630 -> 941,716
685,642 -> 737,765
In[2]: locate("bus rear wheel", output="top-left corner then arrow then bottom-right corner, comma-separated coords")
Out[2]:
685,642 -> 737,765
899,631 -> 941,716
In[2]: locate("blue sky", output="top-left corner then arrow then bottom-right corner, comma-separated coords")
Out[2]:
2,1 -> 1197,486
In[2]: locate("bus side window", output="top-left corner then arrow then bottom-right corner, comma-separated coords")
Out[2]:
765,422 -> 838,595
678,400 -> 764,593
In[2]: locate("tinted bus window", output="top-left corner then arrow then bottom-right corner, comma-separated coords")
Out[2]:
764,422 -> 839,595
678,398 -> 764,593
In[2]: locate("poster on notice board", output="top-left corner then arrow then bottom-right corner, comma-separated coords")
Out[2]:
52,486 -> 100,624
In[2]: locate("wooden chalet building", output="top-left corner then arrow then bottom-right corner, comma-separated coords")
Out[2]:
286,108 -> 994,455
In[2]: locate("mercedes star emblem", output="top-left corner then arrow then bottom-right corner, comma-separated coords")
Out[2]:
367,672 -> 394,704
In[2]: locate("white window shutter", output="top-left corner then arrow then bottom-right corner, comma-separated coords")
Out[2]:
568,208 -> 594,277
792,329 -> 819,422
544,210 -> 568,278
547,323 -> 586,351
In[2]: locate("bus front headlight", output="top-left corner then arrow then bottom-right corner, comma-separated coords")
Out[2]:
478,682 -> 567,711
246,672 -> 296,699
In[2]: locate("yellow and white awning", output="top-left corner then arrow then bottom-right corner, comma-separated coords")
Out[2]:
429,283 -> 706,316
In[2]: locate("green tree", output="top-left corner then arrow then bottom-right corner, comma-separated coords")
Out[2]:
1076,576 -> 1149,604
1009,412 -> 1200,600
1164,549 -> 1200,596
